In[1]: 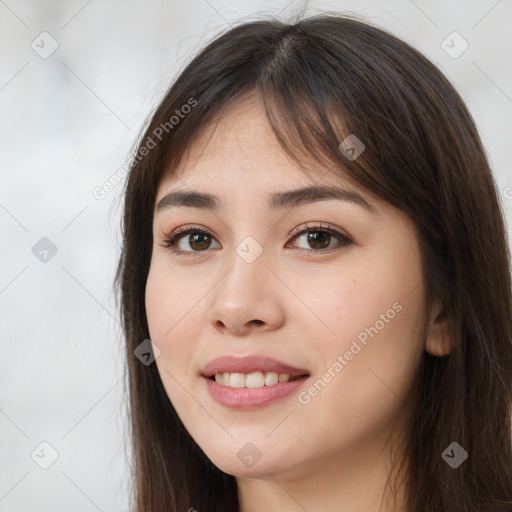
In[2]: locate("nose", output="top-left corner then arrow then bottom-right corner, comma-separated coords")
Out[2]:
206,247 -> 285,336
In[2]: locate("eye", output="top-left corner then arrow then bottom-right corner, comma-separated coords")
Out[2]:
287,222 -> 352,255
158,222 -> 352,256
159,225 -> 220,255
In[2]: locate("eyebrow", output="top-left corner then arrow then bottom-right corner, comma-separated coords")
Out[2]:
155,185 -> 379,215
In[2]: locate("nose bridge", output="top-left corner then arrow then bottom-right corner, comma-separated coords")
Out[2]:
221,233 -> 269,299
207,233 -> 283,333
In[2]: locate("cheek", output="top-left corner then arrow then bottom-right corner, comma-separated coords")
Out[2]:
145,265 -> 203,418
283,259 -> 418,357
310,274 -> 425,426
145,262 -> 203,374
293,295 -> 425,459
295,242 -> 426,396
145,256 -> 202,336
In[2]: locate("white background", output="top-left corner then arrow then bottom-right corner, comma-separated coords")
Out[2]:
1,0 -> 511,510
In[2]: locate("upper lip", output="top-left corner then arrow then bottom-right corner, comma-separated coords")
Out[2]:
202,355 -> 310,378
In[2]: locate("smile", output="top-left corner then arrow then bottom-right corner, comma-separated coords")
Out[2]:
202,354 -> 310,408
212,371 -> 304,388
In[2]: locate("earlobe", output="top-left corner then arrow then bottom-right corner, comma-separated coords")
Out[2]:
425,298 -> 454,357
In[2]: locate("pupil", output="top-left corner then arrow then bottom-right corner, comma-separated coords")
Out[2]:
190,233 -> 210,250
308,231 -> 330,249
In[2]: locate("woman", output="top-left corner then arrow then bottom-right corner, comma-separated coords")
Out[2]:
114,13 -> 512,512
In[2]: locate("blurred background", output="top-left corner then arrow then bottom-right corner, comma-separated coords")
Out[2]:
1,0 -> 511,510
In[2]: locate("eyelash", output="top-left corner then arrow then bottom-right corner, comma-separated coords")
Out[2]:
158,222 -> 353,257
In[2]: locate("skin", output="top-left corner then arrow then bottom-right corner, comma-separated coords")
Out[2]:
145,94 -> 451,512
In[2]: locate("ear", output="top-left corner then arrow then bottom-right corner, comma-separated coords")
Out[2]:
425,297 -> 454,357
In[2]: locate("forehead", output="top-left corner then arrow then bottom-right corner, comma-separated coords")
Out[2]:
153,98 -> 385,220
157,95 -> 355,196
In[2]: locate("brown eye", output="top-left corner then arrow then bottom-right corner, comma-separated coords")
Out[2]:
160,223 -> 352,256
159,227 -> 221,254
289,223 -> 352,254
187,232 -> 212,251
305,231 -> 332,250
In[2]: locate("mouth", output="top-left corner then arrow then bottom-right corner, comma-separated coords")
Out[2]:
202,355 -> 310,408
202,354 -> 310,384
207,371 -> 308,388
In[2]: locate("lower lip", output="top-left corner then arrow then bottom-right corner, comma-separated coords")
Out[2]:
204,376 -> 309,408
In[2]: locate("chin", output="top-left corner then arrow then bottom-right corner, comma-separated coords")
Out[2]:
209,456 -> 282,479
185,421 -> 304,477
199,440 -> 297,479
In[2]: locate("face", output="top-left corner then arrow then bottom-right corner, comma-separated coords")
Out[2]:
145,96 -> 431,481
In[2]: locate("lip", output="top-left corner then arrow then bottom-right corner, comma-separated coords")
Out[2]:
202,355 -> 309,377
204,376 -> 309,408
202,355 -> 310,409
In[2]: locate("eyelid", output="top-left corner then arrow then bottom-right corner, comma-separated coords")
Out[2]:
159,221 -> 352,254
158,224 -> 216,250
288,221 -> 349,239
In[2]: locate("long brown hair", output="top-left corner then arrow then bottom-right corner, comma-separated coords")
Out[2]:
114,13 -> 512,512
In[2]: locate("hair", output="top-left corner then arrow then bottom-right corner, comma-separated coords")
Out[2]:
113,12 -> 512,512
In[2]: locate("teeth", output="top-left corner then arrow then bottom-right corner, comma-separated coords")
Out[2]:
230,373 -> 246,388
264,372 -> 278,386
246,371 -> 264,388
212,371 -> 302,388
